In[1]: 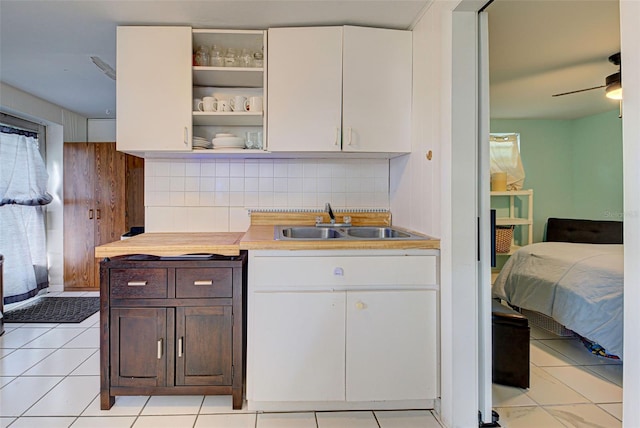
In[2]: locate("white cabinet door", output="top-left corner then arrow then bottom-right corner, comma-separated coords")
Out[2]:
342,26 -> 412,153
116,26 -> 192,152
267,27 -> 343,152
251,291 -> 346,402
346,290 -> 437,401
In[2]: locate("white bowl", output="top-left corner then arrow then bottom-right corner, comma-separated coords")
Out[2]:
212,136 -> 245,148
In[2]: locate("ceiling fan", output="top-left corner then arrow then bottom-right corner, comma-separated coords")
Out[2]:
552,52 -> 621,99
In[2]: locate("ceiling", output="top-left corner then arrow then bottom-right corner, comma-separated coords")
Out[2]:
0,0 -> 621,121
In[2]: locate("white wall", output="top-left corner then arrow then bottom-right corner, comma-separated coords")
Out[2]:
145,158 -> 390,232
1,83 -> 87,289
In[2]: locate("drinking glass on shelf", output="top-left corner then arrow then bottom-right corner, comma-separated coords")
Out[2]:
224,48 -> 237,67
194,45 -> 209,66
209,45 -> 224,67
239,48 -> 252,68
252,50 -> 264,68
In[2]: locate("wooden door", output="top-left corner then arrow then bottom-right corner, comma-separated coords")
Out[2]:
267,27 -> 343,151
110,307 -> 168,388
175,306 -> 233,386
342,26 -> 411,153
63,143 -> 96,289
125,155 -> 145,229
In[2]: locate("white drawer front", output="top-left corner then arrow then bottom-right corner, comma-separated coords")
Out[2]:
250,255 -> 436,289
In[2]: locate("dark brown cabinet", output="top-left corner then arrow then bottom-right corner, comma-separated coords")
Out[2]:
63,142 -> 144,291
100,253 -> 246,410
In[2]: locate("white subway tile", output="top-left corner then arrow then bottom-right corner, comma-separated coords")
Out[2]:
317,161 -> 333,177
170,161 -> 186,177
229,162 -> 245,177
244,177 -> 259,192
259,160 -> 274,177
214,192 -> 230,207
287,161 -> 303,177
287,178 -> 303,193
303,161 -> 318,178
185,177 -> 200,192
332,177 -> 347,193
185,162 -> 201,177
273,178 -> 288,192
170,192 -> 185,206
155,176 -> 171,192
230,177 -> 244,192
244,161 -> 260,177
244,192 -> 259,207
273,192 -> 288,207
317,177 -> 332,193
302,192 -> 317,208
215,177 -> 230,192
201,162 -> 216,177
331,193 -> 346,207
288,193 -> 303,207
259,193 -> 274,207
199,192 -> 215,206
302,178 -> 317,193
184,192 -> 200,206
259,177 -> 274,192
229,192 -> 245,207
170,177 -> 185,192
331,162 -> 347,178
273,160 -> 289,177
200,177 -> 216,192
374,177 -> 389,193
215,161 -> 230,177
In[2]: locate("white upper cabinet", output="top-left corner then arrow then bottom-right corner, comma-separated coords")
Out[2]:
267,27 -> 343,152
342,26 -> 412,153
117,26 -> 193,152
267,26 -> 412,153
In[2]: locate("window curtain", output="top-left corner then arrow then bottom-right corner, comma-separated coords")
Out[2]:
0,128 -> 52,304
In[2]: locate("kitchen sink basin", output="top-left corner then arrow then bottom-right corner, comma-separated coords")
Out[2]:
279,227 -> 343,239
344,227 -> 411,239
274,225 -> 429,241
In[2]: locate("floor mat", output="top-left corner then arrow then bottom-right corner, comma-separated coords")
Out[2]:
3,297 -> 100,323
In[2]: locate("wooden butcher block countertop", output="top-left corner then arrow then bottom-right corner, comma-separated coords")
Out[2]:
94,232 -> 244,258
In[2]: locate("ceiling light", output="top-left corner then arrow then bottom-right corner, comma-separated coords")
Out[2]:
605,71 -> 622,100
90,56 -> 116,80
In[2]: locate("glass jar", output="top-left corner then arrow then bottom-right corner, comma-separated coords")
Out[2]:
239,48 -> 252,68
224,48 -> 237,67
209,45 -> 224,67
194,45 -> 209,66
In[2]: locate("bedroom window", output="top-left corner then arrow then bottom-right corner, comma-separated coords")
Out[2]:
490,133 -> 525,190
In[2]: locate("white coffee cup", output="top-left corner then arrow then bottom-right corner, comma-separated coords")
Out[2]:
217,99 -> 231,112
230,95 -> 248,112
198,96 -> 216,112
193,98 -> 202,111
247,96 -> 263,113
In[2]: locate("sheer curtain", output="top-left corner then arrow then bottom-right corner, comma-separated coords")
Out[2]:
0,127 -> 52,304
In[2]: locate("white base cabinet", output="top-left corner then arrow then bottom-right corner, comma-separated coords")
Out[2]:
247,250 -> 439,411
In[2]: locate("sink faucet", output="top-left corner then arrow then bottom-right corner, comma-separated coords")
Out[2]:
325,202 -> 336,224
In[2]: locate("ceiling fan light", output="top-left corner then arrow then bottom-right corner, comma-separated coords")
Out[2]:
605,71 -> 622,100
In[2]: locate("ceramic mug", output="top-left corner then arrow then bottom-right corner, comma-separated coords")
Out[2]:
216,98 -> 231,112
198,96 -> 216,112
247,96 -> 263,113
230,95 -> 248,112
193,98 -> 202,111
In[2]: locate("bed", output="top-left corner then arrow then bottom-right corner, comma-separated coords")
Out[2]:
492,217 -> 624,359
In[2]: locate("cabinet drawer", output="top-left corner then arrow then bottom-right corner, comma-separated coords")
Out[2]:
110,268 -> 168,299
251,255 -> 436,289
176,268 -> 233,298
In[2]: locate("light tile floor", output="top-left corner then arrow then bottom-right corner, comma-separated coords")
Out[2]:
1,292 -> 623,427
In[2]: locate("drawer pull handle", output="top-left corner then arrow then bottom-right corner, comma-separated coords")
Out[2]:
356,301 -> 366,310
193,280 -> 213,286
178,337 -> 184,358
333,267 -> 344,276
127,281 -> 148,286
157,339 -> 163,359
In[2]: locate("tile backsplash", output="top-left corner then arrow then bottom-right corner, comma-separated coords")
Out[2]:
145,158 -> 390,232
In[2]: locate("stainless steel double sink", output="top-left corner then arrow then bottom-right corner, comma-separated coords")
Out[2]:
274,225 -> 427,240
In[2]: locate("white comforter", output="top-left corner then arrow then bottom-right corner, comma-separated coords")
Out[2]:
492,242 -> 624,359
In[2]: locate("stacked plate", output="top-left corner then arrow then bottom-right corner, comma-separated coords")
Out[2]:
193,136 -> 212,149
212,133 -> 245,149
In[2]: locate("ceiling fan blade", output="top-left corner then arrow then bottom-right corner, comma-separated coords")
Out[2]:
552,85 -> 605,97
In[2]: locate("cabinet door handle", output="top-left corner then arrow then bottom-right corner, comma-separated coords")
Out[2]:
96,209 -> 101,220
355,301 -> 366,310
347,127 -> 353,145
157,339 -> 163,359
178,337 -> 184,358
127,281 -> 147,286
184,127 -> 189,146
193,280 -> 213,286
88,209 -> 94,219
334,127 -> 340,146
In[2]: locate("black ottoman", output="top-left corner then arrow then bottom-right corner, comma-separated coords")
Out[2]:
492,299 -> 530,388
